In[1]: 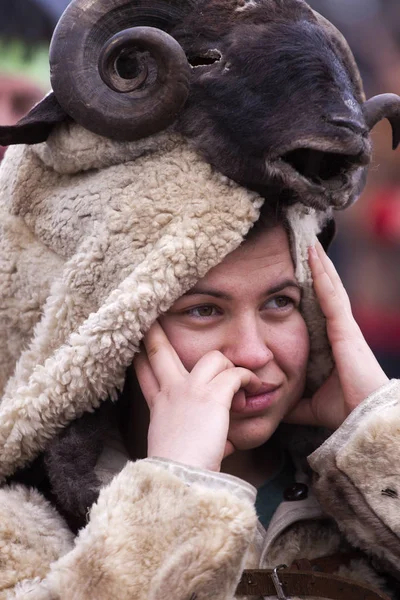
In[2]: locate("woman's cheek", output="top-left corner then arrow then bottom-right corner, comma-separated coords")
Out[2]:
176,340 -> 208,371
277,315 -> 310,378
158,321 -> 215,371
296,317 -> 310,371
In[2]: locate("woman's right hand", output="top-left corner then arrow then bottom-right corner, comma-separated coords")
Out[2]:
133,321 -> 263,472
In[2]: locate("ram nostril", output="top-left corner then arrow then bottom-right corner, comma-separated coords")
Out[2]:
328,117 -> 368,136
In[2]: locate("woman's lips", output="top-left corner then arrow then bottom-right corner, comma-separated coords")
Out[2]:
231,384 -> 281,415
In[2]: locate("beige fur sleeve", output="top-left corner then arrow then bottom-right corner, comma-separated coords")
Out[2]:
11,459 -> 257,599
0,484 -> 73,599
308,379 -> 400,573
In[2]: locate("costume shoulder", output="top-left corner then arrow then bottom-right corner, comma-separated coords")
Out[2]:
309,379 -> 400,577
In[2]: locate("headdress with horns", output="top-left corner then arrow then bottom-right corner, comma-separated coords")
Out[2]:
1,0 -> 400,210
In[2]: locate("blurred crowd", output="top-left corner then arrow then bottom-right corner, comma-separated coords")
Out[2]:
0,0 -> 68,157
0,0 -> 399,375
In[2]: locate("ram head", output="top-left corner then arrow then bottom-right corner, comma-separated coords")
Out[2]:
1,0 -> 399,210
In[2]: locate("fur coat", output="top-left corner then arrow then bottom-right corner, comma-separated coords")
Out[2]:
0,124 -> 399,599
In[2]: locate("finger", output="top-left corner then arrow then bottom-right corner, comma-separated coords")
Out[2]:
315,240 -> 351,309
283,398 -> 320,427
190,350 -> 235,384
212,367 -> 263,408
133,350 -> 160,409
285,369 -> 343,428
231,390 -> 246,412
143,321 -> 187,385
308,245 -> 339,319
223,439 -> 236,460
308,246 -> 352,322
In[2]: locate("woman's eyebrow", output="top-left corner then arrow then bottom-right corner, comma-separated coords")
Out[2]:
184,279 -> 301,300
267,279 -> 301,295
183,288 -> 231,300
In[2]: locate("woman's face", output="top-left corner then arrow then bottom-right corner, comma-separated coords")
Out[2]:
159,225 -> 310,451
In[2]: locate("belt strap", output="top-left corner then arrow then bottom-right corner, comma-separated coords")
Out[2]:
236,568 -> 391,599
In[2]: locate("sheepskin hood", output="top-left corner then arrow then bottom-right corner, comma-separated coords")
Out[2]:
0,123 -> 333,482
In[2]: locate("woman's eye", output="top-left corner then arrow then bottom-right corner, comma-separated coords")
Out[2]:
186,305 -> 219,318
275,296 -> 291,308
266,296 -> 295,310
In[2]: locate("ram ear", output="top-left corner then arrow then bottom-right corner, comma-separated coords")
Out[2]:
317,218 -> 336,251
0,92 -> 68,147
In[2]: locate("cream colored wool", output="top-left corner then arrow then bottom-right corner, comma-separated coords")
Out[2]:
0,123 -> 331,482
309,379 -> 400,571
336,396 -> 400,535
0,126 -> 264,479
0,484 -> 73,597
10,460 -> 257,600
286,205 -> 333,388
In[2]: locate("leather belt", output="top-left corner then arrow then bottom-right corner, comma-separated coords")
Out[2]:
235,567 -> 392,599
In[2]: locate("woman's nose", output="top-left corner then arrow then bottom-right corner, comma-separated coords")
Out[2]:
223,320 -> 273,371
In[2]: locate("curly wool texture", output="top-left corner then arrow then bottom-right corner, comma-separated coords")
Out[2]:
309,380 -> 400,572
286,205 -> 333,389
0,484 -> 73,597
12,460 -> 257,600
335,383 -> 400,534
0,122 -> 333,483
0,126 -> 265,480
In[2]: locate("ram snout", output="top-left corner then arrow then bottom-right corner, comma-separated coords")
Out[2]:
261,107 -> 371,210
271,94 -> 400,210
269,137 -> 371,210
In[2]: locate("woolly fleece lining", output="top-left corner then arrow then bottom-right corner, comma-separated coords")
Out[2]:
0,123 -> 332,481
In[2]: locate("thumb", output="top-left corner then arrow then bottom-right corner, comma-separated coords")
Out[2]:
283,398 -> 320,426
223,439 -> 236,460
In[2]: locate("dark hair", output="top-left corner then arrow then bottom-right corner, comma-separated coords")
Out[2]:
244,201 -> 290,242
246,200 -> 336,251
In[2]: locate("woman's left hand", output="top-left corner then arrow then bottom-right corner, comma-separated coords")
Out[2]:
285,240 -> 389,430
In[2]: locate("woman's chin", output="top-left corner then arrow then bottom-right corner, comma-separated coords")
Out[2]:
228,417 -> 279,451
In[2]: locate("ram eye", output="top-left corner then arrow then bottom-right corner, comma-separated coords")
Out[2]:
281,148 -> 360,183
188,50 -> 222,67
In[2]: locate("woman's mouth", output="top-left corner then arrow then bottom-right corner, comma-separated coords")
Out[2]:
231,384 -> 281,415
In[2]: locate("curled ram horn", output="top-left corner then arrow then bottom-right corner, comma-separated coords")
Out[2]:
49,0 -> 192,141
363,93 -> 400,150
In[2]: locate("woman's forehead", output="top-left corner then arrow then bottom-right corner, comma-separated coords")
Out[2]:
195,225 -> 295,288
221,225 -> 292,267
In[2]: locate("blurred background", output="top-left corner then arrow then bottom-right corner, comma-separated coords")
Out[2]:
0,0 -> 398,376
308,0 -> 400,377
